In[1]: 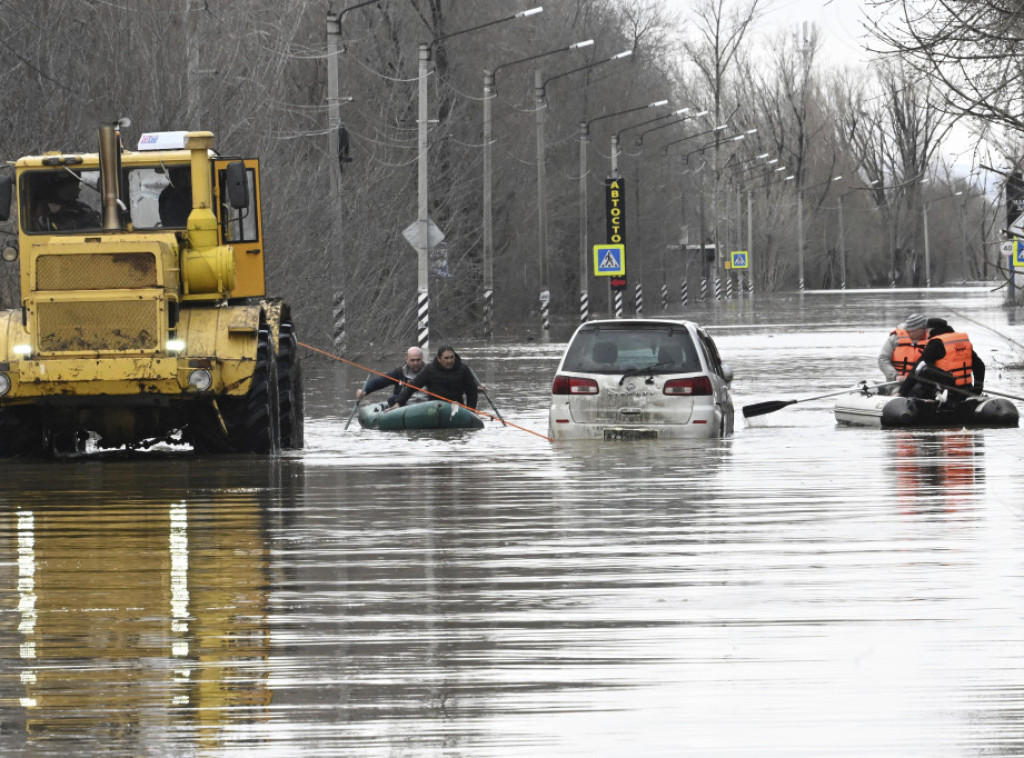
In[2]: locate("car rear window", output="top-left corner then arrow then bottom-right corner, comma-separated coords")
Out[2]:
562,327 -> 702,374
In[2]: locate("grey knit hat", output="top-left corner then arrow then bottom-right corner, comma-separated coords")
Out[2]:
904,313 -> 927,331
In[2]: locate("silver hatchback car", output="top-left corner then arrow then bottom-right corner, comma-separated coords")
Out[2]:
548,319 -> 735,440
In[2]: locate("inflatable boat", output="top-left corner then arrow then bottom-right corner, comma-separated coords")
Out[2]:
357,400 -> 484,431
834,388 -> 1019,429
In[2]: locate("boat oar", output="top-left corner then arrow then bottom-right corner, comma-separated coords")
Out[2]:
344,400 -> 360,430
916,377 -> 1024,404
742,381 -> 898,418
469,367 -> 506,426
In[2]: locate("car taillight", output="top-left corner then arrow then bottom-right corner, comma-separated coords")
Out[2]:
551,375 -> 599,395
663,377 -> 713,396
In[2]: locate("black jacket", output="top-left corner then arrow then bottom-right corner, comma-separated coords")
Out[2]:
394,353 -> 478,408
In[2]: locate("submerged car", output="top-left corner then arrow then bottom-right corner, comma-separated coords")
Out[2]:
548,319 -> 735,440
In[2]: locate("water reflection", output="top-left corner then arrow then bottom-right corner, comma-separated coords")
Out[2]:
2,289 -> 1024,756
890,431 -> 983,515
0,459 -> 298,756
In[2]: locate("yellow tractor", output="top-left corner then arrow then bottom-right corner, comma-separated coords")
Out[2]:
0,124 -> 303,455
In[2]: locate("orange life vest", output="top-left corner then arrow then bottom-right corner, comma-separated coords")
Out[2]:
933,331 -> 973,386
890,328 -> 924,377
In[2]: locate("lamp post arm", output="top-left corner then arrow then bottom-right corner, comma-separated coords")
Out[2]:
636,110 -> 709,145
586,99 -> 668,130
492,39 -> 592,80
660,124 -> 728,154
429,6 -> 543,52
541,49 -> 632,96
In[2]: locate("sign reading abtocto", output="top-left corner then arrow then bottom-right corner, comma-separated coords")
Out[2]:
605,178 -> 626,291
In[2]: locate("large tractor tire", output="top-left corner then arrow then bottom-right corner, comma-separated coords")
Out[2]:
277,320 -> 304,450
187,328 -> 280,455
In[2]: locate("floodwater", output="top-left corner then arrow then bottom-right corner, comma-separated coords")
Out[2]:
2,288 -> 1024,757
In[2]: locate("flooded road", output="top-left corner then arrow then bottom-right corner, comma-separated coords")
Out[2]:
2,288 -> 1024,756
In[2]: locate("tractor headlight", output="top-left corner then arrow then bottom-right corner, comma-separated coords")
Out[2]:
166,338 -> 186,354
187,369 -> 212,392
0,373 -> 9,396
12,344 -> 31,358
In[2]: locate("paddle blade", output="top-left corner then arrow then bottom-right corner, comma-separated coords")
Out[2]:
742,399 -> 796,418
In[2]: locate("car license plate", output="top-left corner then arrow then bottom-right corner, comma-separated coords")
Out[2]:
604,428 -> 658,441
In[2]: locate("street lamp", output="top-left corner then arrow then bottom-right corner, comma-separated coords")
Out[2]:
482,38 -> 592,338
415,6 -> 542,351
535,49 -> 633,327
579,99 -> 670,319
662,123 -> 728,156
610,107 -> 693,175
326,0 -> 380,354
634,109 -> 710,150
678,127 -> 755,162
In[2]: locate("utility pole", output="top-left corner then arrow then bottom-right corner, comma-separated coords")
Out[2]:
326,13 -> 346,354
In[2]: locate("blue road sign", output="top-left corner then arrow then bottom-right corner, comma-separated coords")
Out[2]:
593,244 -> 625,276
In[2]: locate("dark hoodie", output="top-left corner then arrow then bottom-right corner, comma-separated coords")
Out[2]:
393,351 -> 479,408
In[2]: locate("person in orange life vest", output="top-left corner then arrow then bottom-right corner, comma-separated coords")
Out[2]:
878,313 -> 929,384
898,317 -> 985,401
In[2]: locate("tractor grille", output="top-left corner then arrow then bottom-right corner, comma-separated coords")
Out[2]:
36,252 -> 158,290
37,299 -> 160,353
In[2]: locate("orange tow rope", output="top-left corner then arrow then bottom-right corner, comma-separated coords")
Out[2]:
299,342 -> 553,442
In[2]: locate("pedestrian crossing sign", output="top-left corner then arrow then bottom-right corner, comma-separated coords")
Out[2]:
593,244 -> 625,276
730,251 -> 749,269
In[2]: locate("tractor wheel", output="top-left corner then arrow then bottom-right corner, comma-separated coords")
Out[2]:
277,321 -> 305,450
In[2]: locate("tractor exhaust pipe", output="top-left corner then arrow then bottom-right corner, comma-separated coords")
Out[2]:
98,122 -> 123,231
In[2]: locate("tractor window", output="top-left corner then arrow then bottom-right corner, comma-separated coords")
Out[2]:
22,170 -> 103,234
219,166 -> 258,243
127,166 -> 192,230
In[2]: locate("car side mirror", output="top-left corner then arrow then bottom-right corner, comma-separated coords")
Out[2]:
721,364 -> 734,384
0,175 -> 12,222
224,161 -> 249,210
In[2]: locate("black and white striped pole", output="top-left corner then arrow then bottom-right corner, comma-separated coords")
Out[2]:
613,289 -> 624,318
661,282 -> 668,311
681,279 -> 688,306
332,290 -> 346,354
634,282 -> 644,315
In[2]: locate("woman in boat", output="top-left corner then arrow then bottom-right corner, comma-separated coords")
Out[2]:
898,318 -> 985,401
390,345 -> 479,410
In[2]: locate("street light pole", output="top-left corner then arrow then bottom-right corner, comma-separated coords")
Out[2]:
326,1 -> 377,354
533,49 -> 632,326
580,99 -> 669,319
416,7 -> 542,352
797,174 -> 842,292
483,39 -> 592,339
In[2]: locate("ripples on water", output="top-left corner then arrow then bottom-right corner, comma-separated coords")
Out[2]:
1,290 -> 1024,756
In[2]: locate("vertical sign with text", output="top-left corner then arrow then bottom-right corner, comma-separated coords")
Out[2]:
605,177 -> 626,291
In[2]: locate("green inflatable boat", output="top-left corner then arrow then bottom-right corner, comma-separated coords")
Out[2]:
357,401 -> 484,431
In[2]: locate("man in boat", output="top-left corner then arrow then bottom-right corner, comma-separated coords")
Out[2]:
356,347 -> 428,406
878,313 -> 929,387
390,345 -> 479,410
898,318 -> 985,401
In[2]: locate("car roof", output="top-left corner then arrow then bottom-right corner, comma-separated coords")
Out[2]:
573,318 -> 700,332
